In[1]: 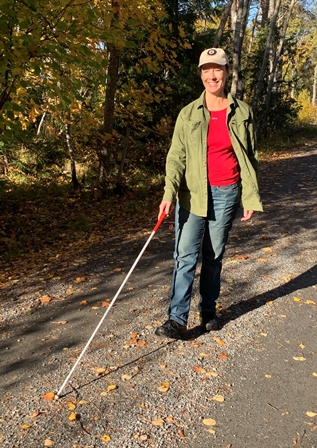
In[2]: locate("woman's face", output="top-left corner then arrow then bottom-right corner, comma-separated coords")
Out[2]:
200,63 -> 228,96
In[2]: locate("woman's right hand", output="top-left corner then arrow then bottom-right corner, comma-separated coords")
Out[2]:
158,201 -> 173,220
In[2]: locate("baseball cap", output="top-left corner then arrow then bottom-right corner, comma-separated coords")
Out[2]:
198,48 -> 229,67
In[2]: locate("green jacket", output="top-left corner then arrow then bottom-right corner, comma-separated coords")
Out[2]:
163,91 -> 263,216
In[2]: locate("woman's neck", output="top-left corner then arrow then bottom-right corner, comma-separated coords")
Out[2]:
205,92 -> 228,111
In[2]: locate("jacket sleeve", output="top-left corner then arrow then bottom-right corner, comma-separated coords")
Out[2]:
162,112 -> 186,203
247,108 -> 260,177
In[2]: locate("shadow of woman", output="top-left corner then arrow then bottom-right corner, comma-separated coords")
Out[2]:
184,263 -> 317,340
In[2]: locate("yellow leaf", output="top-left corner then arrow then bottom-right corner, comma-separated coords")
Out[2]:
265,374 -> 272,378
300,343 -> 305,349
313,372 -> 317,377
100,391 -> 108,396
75,276 -> 86,283
306,300 -> 315,305
206,371 -> 218,377
122,374 -> 132,381
306,411 -> 317,417
152,418 -> 164,426
207,428 -> 216,434
158,382 -> 170,392
293,356 -> 306,361
107,384 -> 117,392
68,412 -> 77,421
199,352 -> 209,357
67,402 -> 76,411
21,424 -> 32,430
95,367 -> 106,376
101,434 -> 111,442
213,337 -> 225,346
261,333 -> 267,337
44,440 -> 55,447
203,418 -> 216,426
262,247 -> 272,252
212,395 -> 225,403
294,297 -> 301,302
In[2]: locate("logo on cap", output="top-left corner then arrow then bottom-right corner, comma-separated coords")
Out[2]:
207,49 -> 217,56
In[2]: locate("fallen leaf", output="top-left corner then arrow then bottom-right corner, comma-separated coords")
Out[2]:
206,371 -> 218,377
95,368 -> 106,376
67,402 -> 76,411
51,320 -> 67,325
313,372 -> 317,377
293,356 -> 306,361
107,384 -> 117,392
199,352 -> 209,357
21,424 -> 32,430
306,300 -> 315,305
39,295 -> 52,303
68,412 -> 77,421
213,337 -> 225,346
193,366 -> 206,373
91,306 -> 99,310
80,300 -> 88,306
158,382 -> 170,392
101,301 -> 111,308
306,411 -> 317,417
299,343 -> 305,349
203,418 -> 216,426
294,297 -> 301,302
101,434 -> 111,442
137,340 -> 146,348
44,440 -> 54,447
265,374 -> 272,378
74,276 -> 86,283
122,374 -> 132,381
212,394 -> 225,403
262,247 -> 272,252
219,353 -> 228,360
43,392 -> 55,401
113,267 -> 123,272
207,428 -> 216,434
178,429 -> 185,439
152,418 -> 164,426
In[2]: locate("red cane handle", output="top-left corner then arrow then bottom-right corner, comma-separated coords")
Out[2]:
153,211 -> 167,232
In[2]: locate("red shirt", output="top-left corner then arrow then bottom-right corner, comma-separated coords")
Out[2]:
207,108 -> 240,186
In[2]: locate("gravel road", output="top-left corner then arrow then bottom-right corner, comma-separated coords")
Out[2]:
1,143 -> 316,448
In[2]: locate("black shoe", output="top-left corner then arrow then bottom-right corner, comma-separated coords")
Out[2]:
200,312 -> 218,332
155,319 -> 187,339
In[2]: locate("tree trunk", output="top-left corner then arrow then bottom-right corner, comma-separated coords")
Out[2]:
230,0 -> 252,99
312,65 -> 317,106
252,0 -> 282,116
116,125 -> 130,189
213,0 -> 234,47
65,122 -> 79,190
259,0 -> 297,135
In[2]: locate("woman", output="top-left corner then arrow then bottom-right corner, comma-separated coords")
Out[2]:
155,48 -> 263,339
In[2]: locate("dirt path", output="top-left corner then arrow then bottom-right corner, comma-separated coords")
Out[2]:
0,143 -> 316,447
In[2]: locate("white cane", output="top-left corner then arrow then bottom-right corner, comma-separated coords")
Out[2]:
56,211 -> 167,398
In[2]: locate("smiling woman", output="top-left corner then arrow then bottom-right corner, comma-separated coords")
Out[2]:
155,47 -> 263,339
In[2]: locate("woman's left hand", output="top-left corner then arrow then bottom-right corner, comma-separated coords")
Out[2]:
241,210 -> 254,221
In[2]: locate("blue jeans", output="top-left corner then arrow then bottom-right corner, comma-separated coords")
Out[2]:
168,182 -> 241,326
